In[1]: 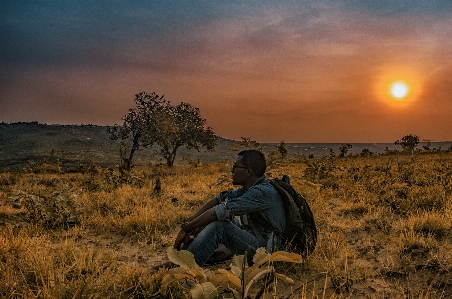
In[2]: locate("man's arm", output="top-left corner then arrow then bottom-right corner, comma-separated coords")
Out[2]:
183,207 -> 217,232
186,196 -> 220,221
174,207 -> 218,250
173,195 -> 220,250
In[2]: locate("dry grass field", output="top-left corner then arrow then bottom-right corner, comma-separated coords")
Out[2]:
1,152 -> 452,298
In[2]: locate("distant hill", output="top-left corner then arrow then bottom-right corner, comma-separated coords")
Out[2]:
0,122 -> 238,172
1,122 -> 451,172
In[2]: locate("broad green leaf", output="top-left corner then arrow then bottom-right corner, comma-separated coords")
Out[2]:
201,268 -> 213,279
268,255 -> 302,264
244,269 -> 275,297
161,273 -> 177,288
217,269 -> 242,289
168,267 -> 188,275
186,269 -> 208,282
163,271 -> 204,288
209,272 -> 230,288
230,265 -> 241,277
274,272 -> 294,284
167,247 -> 202,270
253,254 -> 272,267
254,250 -> 302,267
174,273 -> 193,280
181,280 -> 198,290
190,282 -> 218,299
244,265 -> 271,286
231,254 -> 244,269
270,251 -> 302,263
252,247 -> 268,264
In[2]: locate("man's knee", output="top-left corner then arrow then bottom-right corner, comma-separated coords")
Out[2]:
202,220 -> 228,235
193,221 -> 228,241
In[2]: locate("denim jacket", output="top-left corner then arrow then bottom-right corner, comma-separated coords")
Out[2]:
214,176 -> 286,251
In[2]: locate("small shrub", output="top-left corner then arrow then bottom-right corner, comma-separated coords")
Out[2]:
304,156 -> 335,182
22,191 -> 80,228
83,179 -> 101,192
25,158 -> 62,174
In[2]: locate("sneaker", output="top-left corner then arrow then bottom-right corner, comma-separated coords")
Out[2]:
206,244 -> 233,265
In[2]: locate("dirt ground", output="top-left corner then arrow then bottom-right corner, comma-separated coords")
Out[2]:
1,208 -> 451,298
85,231 -> 452,298
58,228 -> 452,299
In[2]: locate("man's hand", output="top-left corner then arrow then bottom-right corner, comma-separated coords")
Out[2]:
173,229 -> 191,250
173,207 -> 218,251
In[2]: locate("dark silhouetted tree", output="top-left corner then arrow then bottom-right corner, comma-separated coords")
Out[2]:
339,143 -> 352,158
108,92 -> 168,171
360,148 -> 373,157
109,91 -> 217,169
277,141 -> 289,159
395,134 -> 420,156
155,101 -> 217,167
267,141 -> 289,167
422,139 -> 431,151
236,137 -> 262,151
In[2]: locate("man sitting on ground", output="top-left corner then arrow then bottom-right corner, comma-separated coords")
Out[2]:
174,149 -> 286,266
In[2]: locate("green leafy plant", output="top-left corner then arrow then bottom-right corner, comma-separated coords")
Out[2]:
161,247 -> 302,298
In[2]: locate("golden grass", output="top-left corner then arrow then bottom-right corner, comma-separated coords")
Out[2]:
1,153 -> 452,298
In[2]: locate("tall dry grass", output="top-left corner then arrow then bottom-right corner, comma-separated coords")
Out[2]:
0,153 -> 451,298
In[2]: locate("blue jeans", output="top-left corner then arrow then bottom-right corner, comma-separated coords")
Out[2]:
186,219 -> 261,267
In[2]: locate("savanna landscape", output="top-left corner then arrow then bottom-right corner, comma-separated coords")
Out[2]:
1,123 -> 452,298
3,1 -> 452,298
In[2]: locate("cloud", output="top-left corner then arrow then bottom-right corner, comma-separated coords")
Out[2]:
1,1 -> 451,142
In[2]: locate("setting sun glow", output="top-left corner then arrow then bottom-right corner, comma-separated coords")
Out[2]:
374,66 -> 422,108
391,82 -> 408,99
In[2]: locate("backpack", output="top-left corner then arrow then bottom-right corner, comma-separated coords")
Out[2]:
268,175 -> 317,256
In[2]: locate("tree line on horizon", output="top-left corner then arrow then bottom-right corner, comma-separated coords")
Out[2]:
105,91 -> 451,172
2,96 -> 450,172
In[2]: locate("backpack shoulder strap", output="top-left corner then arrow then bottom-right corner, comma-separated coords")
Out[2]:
268,178 -> 304,224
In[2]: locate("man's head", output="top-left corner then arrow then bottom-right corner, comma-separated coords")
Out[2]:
231,150 -> 267,187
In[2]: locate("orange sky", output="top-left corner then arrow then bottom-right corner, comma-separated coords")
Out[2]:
1,1 -> 452,142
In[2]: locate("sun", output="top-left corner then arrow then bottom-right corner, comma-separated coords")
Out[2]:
391,82 -> 408,99
374,66 -> 422,108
